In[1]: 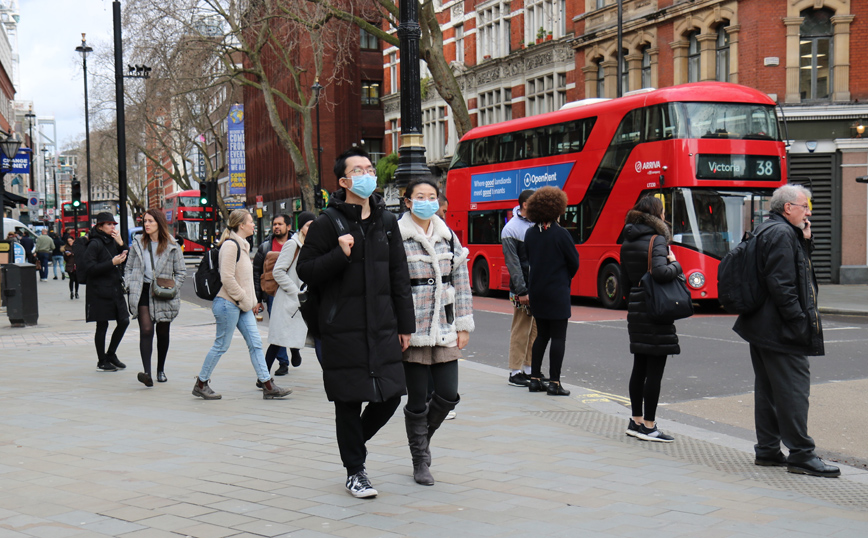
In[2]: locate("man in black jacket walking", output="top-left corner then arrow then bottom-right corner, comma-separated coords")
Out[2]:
297,147 -> 415,498
733,184 -> 838,478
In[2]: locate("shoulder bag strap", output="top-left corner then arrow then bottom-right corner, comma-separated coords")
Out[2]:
290,243 -> 301,269
646,234 -> 658,273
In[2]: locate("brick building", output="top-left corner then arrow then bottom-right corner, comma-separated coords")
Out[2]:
385,0 -> 868,283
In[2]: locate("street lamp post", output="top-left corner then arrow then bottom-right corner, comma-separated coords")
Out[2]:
24,107 -> 35,192
75,33 -> 93,227
312,78 -> 323,209
0,131 -> 23,240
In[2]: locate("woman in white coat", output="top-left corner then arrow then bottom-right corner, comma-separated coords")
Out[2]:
265,211 -> 316,373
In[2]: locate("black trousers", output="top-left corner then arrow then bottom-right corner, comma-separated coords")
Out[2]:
629,353 -> 668,422
531,318 -> 568,382
334,396 -> 401,475
750,344 -> 816,463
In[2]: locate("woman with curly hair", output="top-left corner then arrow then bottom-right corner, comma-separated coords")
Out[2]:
523,186 -> 579,396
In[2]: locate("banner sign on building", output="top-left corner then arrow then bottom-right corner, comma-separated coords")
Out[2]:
227,104 -> 246,200
2,150 -> 31,174
197,136 -> 206,179
470,163 -> 574,203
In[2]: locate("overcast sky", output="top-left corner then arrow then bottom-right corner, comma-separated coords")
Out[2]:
18,0 -> 116,149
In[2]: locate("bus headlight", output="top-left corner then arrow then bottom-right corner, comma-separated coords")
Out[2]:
687,271 -> 705,289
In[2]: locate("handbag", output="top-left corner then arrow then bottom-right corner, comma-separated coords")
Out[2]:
148,246 -> 178,300
639,235 -> 694,323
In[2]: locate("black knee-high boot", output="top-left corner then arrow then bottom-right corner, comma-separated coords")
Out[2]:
404,406 -> 434,485
424,393 -> 459,467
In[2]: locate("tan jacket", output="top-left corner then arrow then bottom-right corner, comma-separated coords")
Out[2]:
217,231 -> 255,312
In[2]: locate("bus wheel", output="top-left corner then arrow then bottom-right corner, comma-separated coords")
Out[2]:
472,260 -> 491,297
597,262 -> 625,309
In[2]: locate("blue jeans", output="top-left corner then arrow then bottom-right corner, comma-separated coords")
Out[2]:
265,294 -> 289,366
199,297 -> 271,382
37,252 -> 51,280
52,255 -> 64,277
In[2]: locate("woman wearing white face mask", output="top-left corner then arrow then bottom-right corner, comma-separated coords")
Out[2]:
398,176 -> 474,486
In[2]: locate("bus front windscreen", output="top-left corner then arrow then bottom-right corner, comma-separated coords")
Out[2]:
684,102 -> 779,141
664,188 -> 773,260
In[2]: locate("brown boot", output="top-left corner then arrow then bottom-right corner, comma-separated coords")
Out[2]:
261,378 -> 292,399
192,378 -> 222,400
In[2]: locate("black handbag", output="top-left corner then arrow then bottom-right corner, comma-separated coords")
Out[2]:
640,235 -> 694,323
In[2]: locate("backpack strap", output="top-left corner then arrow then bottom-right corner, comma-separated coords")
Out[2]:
322,207 -> 350,237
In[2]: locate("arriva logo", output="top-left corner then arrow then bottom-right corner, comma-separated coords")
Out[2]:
523,171 -> 558,188
708,161 -> 741,174
635,160 -> 661,173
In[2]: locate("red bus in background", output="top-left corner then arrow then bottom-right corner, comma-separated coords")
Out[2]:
60,201 -> 90,237
164,190 -> 215,255
444,82 -> 788,308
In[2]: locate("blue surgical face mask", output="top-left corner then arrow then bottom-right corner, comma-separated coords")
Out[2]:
348,174 -> 377,199
411,199 -> 439,220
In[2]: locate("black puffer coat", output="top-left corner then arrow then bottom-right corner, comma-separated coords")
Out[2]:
84,229 -> 129,323
619,210 -> 682,356
297,191 -> 415,403
733,212 -> 824,356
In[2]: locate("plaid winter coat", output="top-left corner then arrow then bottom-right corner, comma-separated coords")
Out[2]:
124,235 -> 187,323
399,213 -> 474,348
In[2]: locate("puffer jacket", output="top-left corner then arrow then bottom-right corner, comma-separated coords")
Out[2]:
84,228 -> 129,323
399,213 -> 474,348
297,191 -> 415,403
501,205 -> 532,296
619,210 -> 682,356
124,235 -> 187,323
733,212 -> 824,356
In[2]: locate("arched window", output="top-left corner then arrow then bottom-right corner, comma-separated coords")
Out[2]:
800,8 -> 833,101
641,46 -> 652,88
596,60 -> 605,98
687,32 -> 700,83
716,25 -> 730,82
620,50 -> 629,93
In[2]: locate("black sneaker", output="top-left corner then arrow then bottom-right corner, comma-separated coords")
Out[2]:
275,364 -> 289,376
508,372 -> 530,387
626,419 -> 642,438
636,423 -> 674,443
107,354 -> 126,370
346,470 -> 378,498
97,362 -> 118,372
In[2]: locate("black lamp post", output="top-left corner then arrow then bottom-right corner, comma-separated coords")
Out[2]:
392,0 -> 429,189
24,106 -> 35,192
312,77 -> 323,209
0,131 -> 23,240
75,33 -> 93,226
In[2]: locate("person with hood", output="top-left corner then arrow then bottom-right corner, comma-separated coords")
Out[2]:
619,196 -> 681,443
264,211 -> 316,374
124,209 -> 187,387
83,212 -> 129,372
297,147 -> 415,499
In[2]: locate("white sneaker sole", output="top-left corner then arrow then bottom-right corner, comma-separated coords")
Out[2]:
625,428 -> 640,438
348,487 -> 378,498
636,432 -> 674,443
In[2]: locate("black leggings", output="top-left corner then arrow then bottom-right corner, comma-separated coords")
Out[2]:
265,345 -> 301,371
95,319 -> 129,361
629,353 -> 668,422
68,271 -> 79,294
404,360 -> 459,414
137,305 -> 171,375
531,318 -> 568,382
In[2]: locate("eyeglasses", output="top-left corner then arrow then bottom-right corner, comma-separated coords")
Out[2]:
346,167 -> 376,177
788,202 -> 810,211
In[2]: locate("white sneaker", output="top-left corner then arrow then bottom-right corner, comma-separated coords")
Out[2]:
636,423 -> 674,443
445,410 -> 456,420
346,470 -> 378,498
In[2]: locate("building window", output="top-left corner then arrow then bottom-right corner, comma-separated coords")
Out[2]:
423,106 -> 448,161
365,139 -> 384,164
596,60 -> 605,98
455,25 -> 464,62
360,28 -> 379,50
716,25 -> 730,82
527,74 -> 566,116
526,0 -> 566,40
361,81 -> 381,106
478,2 -> 510,59
390,119 -> 399,152
800,8 -> 833,101
389,52 -> 398,93
641,46 -> 652,88
596,0 -> 606,9
478,88 -> 512,126
687,32 -> 700,83
620,50 -> 629,93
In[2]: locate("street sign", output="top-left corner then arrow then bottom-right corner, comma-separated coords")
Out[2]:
256,194 -> 263,209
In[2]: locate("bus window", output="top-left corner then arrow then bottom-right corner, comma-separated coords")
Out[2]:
449,140 -> 472,170
685,102 -> 779,140
498,133 -> 519,162
472,138 -> 489,166
645,104 -> 686,142
613,109 -> 643,146
468,209 -> 507,244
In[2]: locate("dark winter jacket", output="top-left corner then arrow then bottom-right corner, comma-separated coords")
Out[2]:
84,228 -> 129,323
297,191 -> 415,403
733,212 -> 824,356
525,223 -> 579,320
252,233 -> 287,303
619,210 -> 682,356
501,205 -> 532,296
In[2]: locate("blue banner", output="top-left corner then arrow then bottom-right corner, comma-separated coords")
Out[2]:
2,150 -> 31,174
227,104 -> 246,198
471,163 -> 573,202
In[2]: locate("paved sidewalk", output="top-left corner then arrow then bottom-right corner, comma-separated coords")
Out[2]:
0,280 -> 867,537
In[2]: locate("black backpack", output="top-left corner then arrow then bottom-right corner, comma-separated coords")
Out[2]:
72,236 -> 92,284
717,222 -> 781,314
194,238 -> 240,300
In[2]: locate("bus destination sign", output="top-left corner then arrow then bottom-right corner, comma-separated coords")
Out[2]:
696,154 -> 781,181
471,163 -> 574,202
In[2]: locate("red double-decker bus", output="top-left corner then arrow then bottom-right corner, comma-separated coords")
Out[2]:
445,82 -> 788,308
164,190 -> 215,255
60,201 -> 90,237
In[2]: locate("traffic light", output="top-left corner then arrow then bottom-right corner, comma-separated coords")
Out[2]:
199,186 -> 208,206
71,179 -> 82,209
199,181 -> 217,207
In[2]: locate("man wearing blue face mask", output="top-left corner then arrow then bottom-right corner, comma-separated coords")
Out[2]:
297,147 -> 415,499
